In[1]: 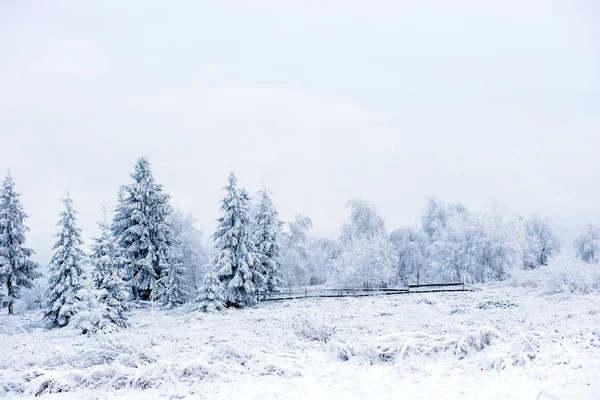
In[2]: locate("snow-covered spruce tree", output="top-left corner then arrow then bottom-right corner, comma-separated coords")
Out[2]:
81,213 -> 129,331
112,157 -> 174,301
0,174 -> 41,314
43,195 -> 86,328
254,188 -> 283,292
575,223 -> 600,264
196,271 -> 225,312
213,173 -> 263,307
157,250 -> 188,309
73,272 -> 121,335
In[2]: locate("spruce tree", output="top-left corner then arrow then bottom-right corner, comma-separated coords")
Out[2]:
196,271 -> 225,313
0,174 -> 41,315
43,195 -> 86,328
112,157 -> 174,301
158,249 -> 188,309
83,213 -> 129,329
213,173 -> 263,307
254,188 -> 283,292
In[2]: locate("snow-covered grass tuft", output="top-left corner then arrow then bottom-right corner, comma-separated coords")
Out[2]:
289,313 -> 335,343
359,326 -> 502,364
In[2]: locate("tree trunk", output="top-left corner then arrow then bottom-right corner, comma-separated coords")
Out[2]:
7,279 -> 14,315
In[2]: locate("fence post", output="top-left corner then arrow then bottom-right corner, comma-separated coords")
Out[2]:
305,287 -> 307,299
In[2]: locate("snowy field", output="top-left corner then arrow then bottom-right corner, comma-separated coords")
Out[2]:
1,286 -> 599,400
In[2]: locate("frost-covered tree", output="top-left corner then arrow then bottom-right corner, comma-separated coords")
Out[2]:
421,198 -> 468,240
280,214 -> 313,287
329,199 -> 393,288
522,214 -> 562,269
73,274 -> 123,335
112,157 -> 174,301
477,204 -> 524,281
340,198 -> 386,244
575,223 -> 600,264
168,209 -> 208,294
427,201 -> 524,283
44,195 -> 86,328
85,213 -> 129,329
254,188 -> 283,292
329,234 -> 393,288
0,174 -> 41,314
427,206 -> 484,283
196,271 -> 225,313
390,226 -> 429,285
213,173 -> 263,307
158,254 -> 188,309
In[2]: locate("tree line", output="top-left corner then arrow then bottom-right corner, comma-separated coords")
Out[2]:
0,158 -> 599,333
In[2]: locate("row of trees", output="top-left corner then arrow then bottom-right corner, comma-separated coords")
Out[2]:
282,198 -> 599,289
0,158 -> 285,332
1,159 -> 599,328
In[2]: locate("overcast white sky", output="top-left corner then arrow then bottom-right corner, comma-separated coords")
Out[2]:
1,0 -> 599,264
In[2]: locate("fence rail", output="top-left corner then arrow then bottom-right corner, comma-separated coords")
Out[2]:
259,282 -> 471,302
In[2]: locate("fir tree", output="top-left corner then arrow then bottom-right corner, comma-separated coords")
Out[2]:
213,173 -> 263,307
43,195 -> 86,328
112,157 -> 174,301
196,271 -> 225,313
254,188 -> 283,292
158,249 -> 188,309
83,212 -> 129,330
0,174 -> 41,315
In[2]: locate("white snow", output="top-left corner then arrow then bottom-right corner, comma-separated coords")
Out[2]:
1,286 -> 599,399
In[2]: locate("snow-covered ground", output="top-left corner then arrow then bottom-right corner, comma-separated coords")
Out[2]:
1,286 -> 599,400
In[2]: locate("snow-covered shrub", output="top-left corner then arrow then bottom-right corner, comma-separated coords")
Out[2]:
543,252 -> 600,294
73,285 -> 121,335
290,314 -> 335,343
508,268 -> 542,289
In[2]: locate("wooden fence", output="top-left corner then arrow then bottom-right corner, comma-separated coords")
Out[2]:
258,282 -> 470,302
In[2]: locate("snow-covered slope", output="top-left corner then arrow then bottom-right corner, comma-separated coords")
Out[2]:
1,286 -> 598,399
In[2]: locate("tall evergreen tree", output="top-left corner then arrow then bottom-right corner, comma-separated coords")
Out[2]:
254,188 -> 283,292
112,157 -> 174,301
213,173 -> 263,307
82,212 -> 129,329
44,195 -> 86,328
0,174 -> 41,314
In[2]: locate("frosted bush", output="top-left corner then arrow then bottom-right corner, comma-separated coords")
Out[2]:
543,252 -> 600,294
